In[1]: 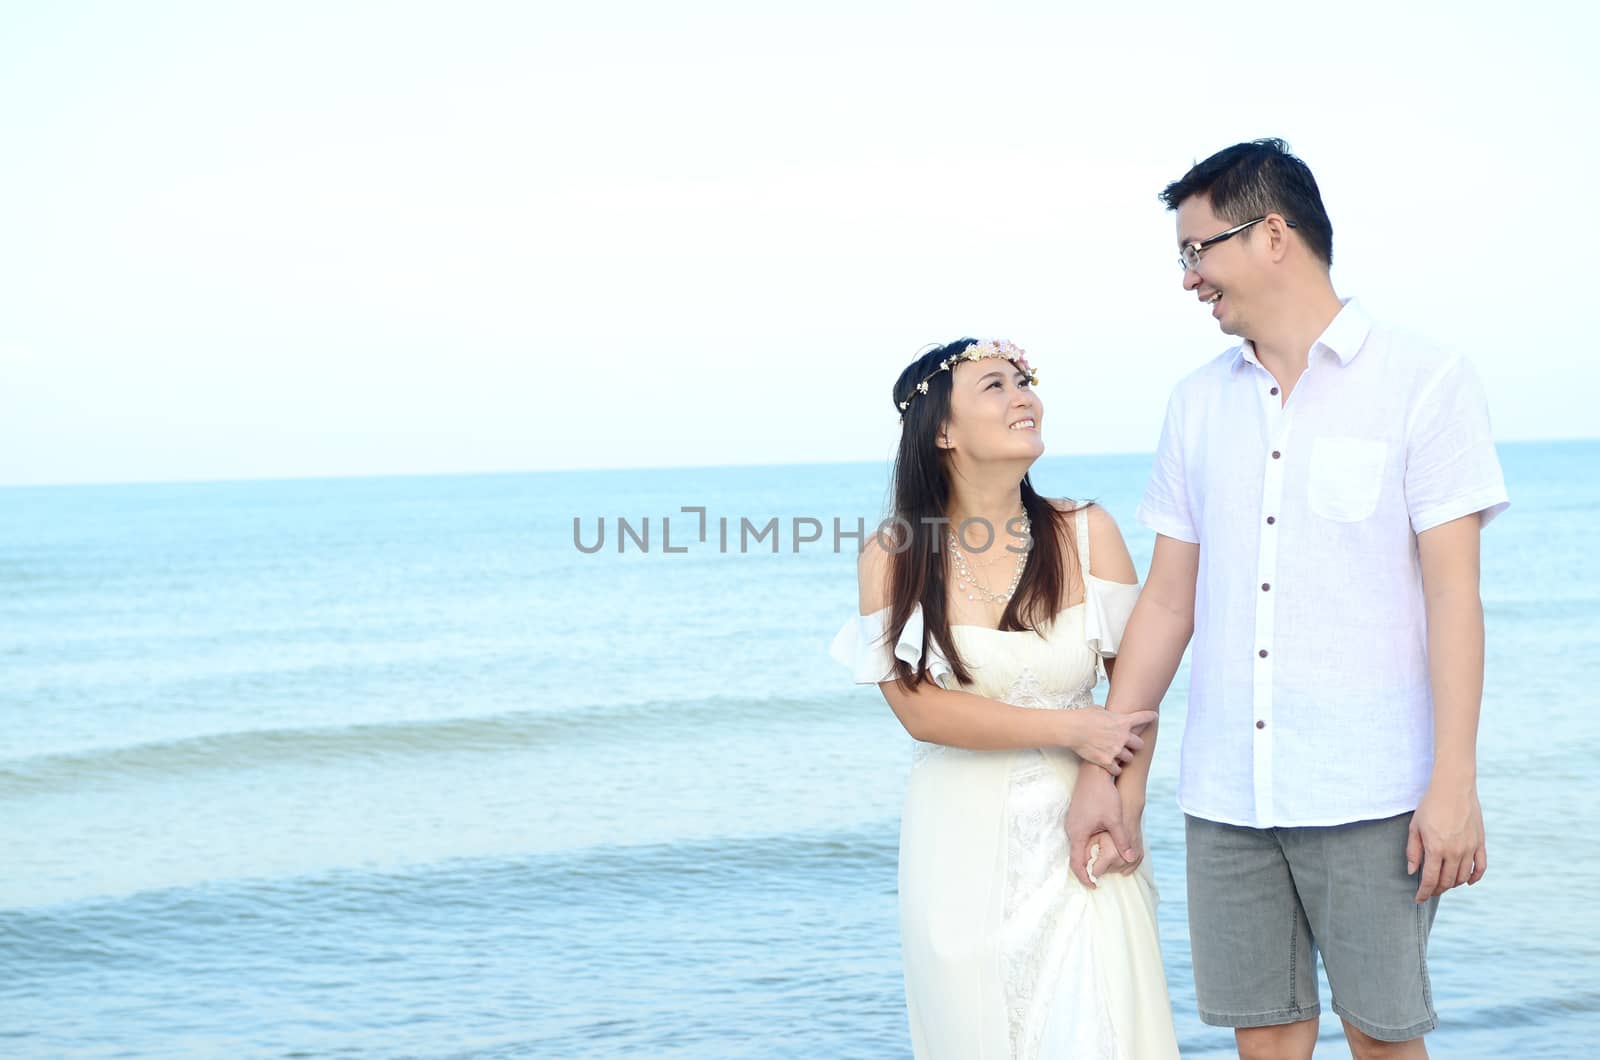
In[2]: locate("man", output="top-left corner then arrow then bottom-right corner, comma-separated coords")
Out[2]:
1064,139 -> 1508,1059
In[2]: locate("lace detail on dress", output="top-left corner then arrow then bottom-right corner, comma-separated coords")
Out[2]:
1003,755 -> 1066,1057
1003,666 -> 1097,713
999,668 -> 1115,1059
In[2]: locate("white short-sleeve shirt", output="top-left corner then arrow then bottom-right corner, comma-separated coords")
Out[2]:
1137,299 -> 1509,827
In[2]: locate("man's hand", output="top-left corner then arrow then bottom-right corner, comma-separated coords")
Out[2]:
1086,791 -> 1147,877
1407,775 -> 1487,902
1064,767 -> 1136,888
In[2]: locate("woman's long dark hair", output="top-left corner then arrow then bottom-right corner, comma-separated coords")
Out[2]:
885,338 -> 1080,689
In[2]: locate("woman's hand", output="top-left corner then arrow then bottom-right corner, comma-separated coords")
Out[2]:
1063,708 -> 1157,775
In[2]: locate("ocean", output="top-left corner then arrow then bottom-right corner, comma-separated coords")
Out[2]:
3,440 -> 1596,1058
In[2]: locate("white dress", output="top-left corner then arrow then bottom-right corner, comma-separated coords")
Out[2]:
830,508 -> 1179,1059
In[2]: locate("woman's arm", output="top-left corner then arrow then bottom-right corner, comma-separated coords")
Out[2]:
857,533 -> 1153,770
877,677 -> 1150,770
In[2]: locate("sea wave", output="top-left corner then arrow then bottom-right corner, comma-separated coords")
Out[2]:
0,822 -> 900,964
0,692 -> 855,796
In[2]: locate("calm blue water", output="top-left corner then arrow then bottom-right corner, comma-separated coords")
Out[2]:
2,441 -> 1597,1058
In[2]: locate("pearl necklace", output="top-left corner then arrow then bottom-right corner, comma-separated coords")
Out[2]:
948,513 -> 1030,604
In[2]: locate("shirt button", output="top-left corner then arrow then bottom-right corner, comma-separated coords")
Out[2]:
1270,387 -> 1280,396
1256,720 -> 1266,729
1266,516 -> 1276,525
1262,582 -> 1271,592
1258,649 -> 1269,658
1271,450 -> 1281,460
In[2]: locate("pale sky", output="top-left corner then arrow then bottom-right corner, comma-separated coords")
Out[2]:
2,0 -> 1595,487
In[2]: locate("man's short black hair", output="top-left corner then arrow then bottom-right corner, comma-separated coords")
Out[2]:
1161,138 -> 1334,266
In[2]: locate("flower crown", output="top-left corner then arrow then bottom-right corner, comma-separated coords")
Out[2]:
898,339 -> 1037,419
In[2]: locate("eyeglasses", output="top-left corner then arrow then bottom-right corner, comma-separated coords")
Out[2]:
1178,216 -> 1297,271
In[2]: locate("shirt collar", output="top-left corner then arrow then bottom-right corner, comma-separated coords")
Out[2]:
1230,297 -> 1372,374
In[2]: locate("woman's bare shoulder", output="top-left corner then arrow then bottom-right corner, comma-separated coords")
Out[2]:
856,531 -> 897,613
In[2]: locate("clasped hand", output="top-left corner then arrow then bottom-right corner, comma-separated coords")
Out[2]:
1071,708 -> 1157,776
1063,715 -> 1152,888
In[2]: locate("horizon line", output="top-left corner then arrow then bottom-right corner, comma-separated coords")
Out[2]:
2,435 -> 1594,492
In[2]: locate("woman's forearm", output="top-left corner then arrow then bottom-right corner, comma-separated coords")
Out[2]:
882,681 -> 1083,751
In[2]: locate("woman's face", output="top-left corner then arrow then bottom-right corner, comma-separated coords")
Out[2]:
940,358 -> 1043,463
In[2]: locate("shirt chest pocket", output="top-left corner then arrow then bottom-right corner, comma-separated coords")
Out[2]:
1307,437 -> 1388,522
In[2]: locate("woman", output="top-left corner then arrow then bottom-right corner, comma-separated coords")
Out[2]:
829,338 -> 1179,1058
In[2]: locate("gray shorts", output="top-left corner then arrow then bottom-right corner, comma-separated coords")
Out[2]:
1185,812 -> 1440,1042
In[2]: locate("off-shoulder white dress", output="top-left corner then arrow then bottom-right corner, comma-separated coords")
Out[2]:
830,507 -> 1179,1059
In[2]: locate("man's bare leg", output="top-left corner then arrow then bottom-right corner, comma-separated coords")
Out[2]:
1341,1019 -> 1427,1059
1235,1018 -> 1318,1060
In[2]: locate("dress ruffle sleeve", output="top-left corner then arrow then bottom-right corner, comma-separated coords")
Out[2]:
828,604 -> 954,687
1083,574 -> 1141,680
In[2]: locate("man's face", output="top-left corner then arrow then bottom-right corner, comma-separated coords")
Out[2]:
1175,195 -> 1259,337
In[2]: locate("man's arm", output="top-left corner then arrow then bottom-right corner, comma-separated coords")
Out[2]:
1102,532 -> 1198,800
1408,513 -> 1489,901
1065,533 -> 1198,886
